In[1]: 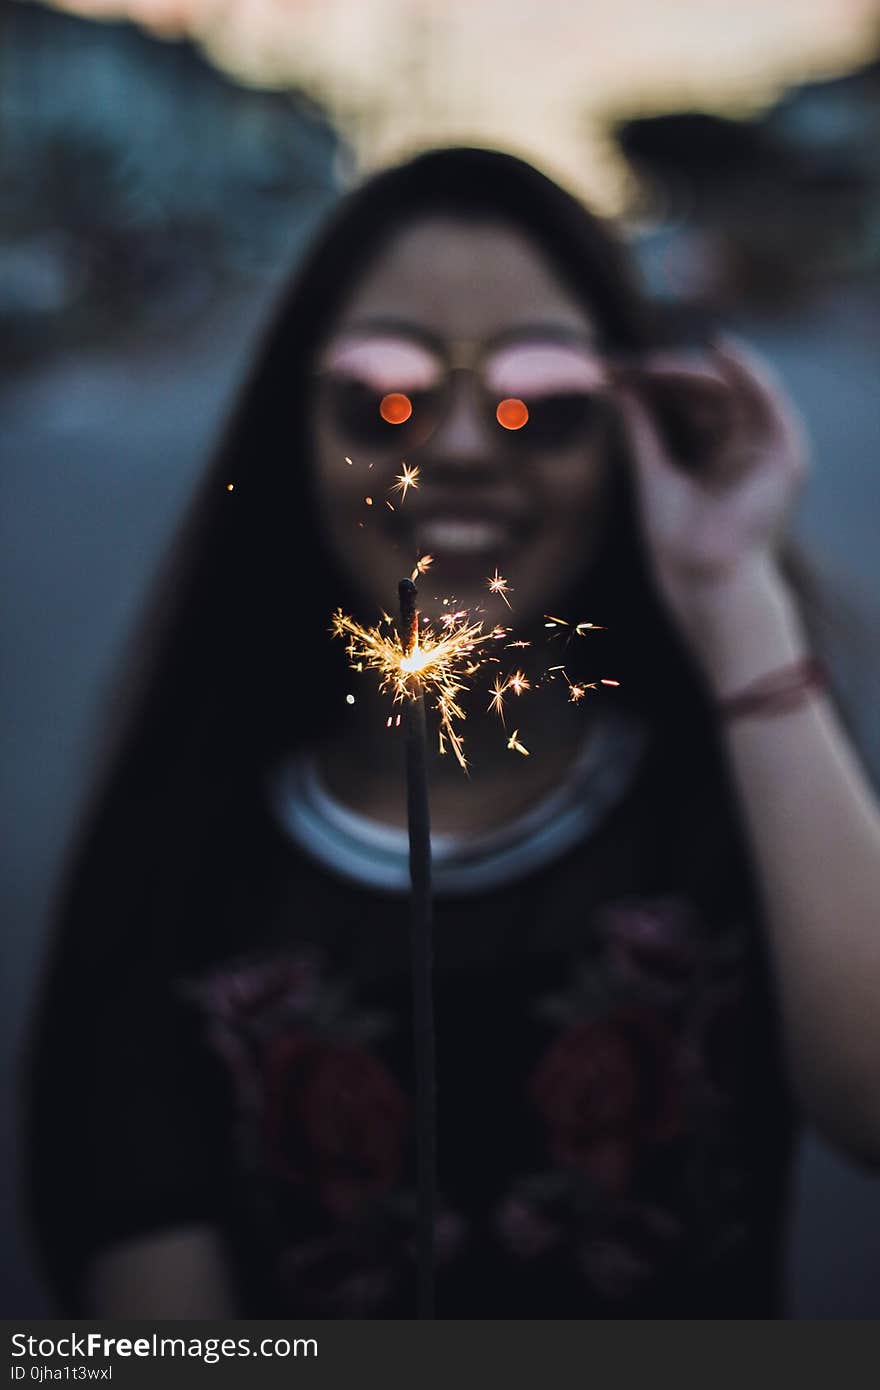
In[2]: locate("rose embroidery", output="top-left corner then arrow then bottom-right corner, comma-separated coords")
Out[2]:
529,1008 -> 682,1194
263,1031 -> 408,1218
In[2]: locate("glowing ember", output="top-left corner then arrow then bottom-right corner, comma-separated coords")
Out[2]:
506,729 -> 530,756
544,614 -> 606,643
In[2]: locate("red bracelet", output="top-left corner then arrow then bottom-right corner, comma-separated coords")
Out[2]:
717,656 -> 826,722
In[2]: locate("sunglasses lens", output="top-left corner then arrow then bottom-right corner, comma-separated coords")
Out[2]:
319,334 -> 443,448
488,341 -> 609,449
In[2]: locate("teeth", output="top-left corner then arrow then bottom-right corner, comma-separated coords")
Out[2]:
417,519 -> 506,553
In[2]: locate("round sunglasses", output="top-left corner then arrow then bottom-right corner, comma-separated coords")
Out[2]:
313,329 -> 612,454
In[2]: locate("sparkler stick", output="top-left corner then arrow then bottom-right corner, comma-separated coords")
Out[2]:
398,576 -> 436,1320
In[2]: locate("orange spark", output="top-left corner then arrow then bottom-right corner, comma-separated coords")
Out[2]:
508,670 -> 531,696
507,729 -> 530,756
411,554 -> 434,582
488,676 -> 508,721
487,568 -> 513,608
391,462 -> 420,501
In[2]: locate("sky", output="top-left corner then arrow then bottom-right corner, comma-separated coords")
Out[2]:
42,0 -> 880,207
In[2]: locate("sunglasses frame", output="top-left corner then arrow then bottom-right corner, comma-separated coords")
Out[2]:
312,320 -> 612,454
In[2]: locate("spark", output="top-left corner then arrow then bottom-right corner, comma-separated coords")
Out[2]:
601,678 -> 620,687
386,500 -> 395,511
226,482 -> 234,491
488,676 -> 508,722
391,462 -> 420,501
365,496 -> 373,506
557,666 -> 588,702
411,554 -> 434,582
441,609 -> 469,632
487,568 -> 513,608
331,606 -> 497,770
548,663 -> 601,703
508,669 -> 531,696
507,729 -> 530,756
345,694 -> 355,705
345,456 -> 354,466
506,639 -> 531,649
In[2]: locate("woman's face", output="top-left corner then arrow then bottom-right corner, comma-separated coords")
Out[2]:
308,217 -> 614,623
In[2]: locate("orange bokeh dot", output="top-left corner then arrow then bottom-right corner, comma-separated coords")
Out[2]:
496,397 -> 529,430
380,392 -> 413,425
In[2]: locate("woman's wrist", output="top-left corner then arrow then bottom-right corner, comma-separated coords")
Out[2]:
668,552 -> 811,699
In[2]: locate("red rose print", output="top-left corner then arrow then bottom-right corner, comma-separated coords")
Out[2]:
263,1032 -> 408,1218
529,1010 -> 682,1194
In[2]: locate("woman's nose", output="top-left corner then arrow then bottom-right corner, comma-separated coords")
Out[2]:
425,372 -> 495,468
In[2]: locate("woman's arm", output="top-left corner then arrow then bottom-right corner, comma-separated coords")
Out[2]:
85,1225 -> 239,1319
617,342 -> 880,1162
685,555 -> 880,1162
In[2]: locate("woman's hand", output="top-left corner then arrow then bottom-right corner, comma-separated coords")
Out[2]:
614,339 -> 809,674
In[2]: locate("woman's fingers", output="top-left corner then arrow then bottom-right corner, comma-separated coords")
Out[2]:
612,340 -> 807,491
710,338 -> 809,481
612,357 -> 751,486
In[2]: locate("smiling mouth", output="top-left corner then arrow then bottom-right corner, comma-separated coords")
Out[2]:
414,517 -> 513,555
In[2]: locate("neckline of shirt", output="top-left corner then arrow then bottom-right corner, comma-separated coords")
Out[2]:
271,708 -> 647,896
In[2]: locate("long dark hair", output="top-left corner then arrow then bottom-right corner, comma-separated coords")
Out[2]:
25,147 -> 793,1306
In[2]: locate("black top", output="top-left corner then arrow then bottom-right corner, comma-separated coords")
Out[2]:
31,734 -> 795,1318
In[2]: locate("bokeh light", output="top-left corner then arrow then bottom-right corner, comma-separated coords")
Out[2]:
496,398 -> 529,431
380,392 -> 413,425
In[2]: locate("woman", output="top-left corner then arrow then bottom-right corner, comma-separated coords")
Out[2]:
26,147 -> 880,1318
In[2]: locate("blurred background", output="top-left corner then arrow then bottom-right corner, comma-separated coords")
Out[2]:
2,0 -> 879,1317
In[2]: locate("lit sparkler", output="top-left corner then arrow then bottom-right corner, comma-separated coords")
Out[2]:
331,604 -> 496,770
395,576 -> 436,1320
